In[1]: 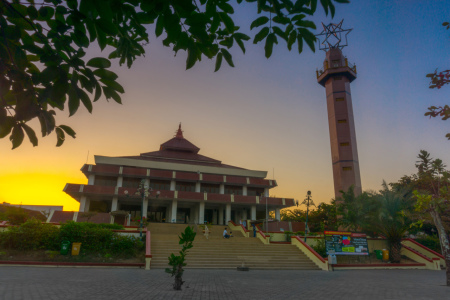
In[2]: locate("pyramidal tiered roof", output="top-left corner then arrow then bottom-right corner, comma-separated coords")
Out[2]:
119,124 -> 243,169
159,123 -> 200,153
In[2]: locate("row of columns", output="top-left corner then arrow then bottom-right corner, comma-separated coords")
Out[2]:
88,174 -> 270,197
80,195 -> 281,225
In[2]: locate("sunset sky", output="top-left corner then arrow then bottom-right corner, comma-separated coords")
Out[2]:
1,0 -> 449,212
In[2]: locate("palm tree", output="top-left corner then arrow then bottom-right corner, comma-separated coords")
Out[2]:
336,186 -> 379,232
369,181 -> 413,263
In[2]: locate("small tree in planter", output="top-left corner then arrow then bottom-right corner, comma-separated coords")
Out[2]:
165,226 -> 196,290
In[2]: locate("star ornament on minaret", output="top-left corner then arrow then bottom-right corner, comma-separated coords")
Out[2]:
316,19 -> 352,51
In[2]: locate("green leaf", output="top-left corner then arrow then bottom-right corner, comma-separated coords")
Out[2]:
27,6 -> 39,20
235,38 -> 245,54
272,16 -> 290,25
297,35 -> 303,53
94,82 -> 102,101
214,52 -> 223,72
55,127 -> 65,147
10,124 -> 24,149
93,69 -> 118,80
0,116 -> 15,138
78,88 -> 93,113
95,22 -> 107,50
233,33 -> 251,41
67,0 -> 78,10
299,28 -> 316,52
250,16 -> 269,30
68,86 -> 80,117
59,125 -> 76,139
217,2 -> 234,14
220,49 -> 234,67
219,12 -> 235,33
253,27 -> 270,44
95,18 -> 118,36
100,79 -> 124,93
87,57 -> 111,68
287,31 -> 297,51
22,123 -> 38,147
186,44 -> 198,70
272,26 -> 286,41
219,37 -> 233,48
102,86 -> 122,104
264,33 -> 277,58
155,15 -> 164,37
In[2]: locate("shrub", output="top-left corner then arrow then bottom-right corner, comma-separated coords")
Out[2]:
0,219 -> 59,250
110,235 -> 144,257
415,235 -> 442,254
1,207 -> 30,225
311,237 -> 327,258
59,221 -> 114,254
0,220 -> 142,258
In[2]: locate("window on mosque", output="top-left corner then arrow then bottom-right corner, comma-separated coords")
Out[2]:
122,177 -> 141,188
94,175 -> 117,186
343,167 -> 352,171
150,180 -> 171,191
336,97 -> 345,102
247,187 -> 265,196
201,184 -> 220,194
176,181 -> 196,192
225,185 -> 242,195
337,119 -> 347,124
340,142 -> 350,147
332,60 -> 341,68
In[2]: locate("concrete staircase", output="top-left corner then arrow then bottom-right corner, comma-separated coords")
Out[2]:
148,223 -> 320,270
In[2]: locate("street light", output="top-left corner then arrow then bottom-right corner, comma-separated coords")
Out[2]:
301,191 -> 315,242
124,179 -> 160,239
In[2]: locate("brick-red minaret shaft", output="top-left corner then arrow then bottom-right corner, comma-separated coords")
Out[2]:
317,48 -> 362,199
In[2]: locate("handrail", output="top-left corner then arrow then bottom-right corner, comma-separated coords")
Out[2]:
145,230 -> 152,258
258,230 -> 267,239
402,238 -> 444,259
229,220 -> 249,232
402,245 -> 433,263
316,61 -> 357,78
292,236 -> 326,263
145,229 -> 152,270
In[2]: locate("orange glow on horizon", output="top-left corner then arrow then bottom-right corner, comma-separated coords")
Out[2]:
0,172 -> 85,211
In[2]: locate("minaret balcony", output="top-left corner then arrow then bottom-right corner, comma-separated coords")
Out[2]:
316,59 -> 357,86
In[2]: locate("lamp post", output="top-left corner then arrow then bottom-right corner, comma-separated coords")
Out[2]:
124,179 -> 160,239
301,191 -> 315,242
260,192 -> 268,235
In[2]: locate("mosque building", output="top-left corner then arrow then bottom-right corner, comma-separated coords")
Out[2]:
64,124 -> 294,225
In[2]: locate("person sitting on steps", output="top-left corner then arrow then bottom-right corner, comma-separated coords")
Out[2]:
223,227 -> 233,238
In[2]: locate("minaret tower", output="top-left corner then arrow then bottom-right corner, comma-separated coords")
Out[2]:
316,21 -> 362,199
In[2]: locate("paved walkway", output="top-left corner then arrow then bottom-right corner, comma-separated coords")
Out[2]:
0,267 -> 447,299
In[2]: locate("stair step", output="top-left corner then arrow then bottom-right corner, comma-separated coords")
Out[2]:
146,224 -> 321,270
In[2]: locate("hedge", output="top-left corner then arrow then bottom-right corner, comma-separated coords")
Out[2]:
0,219 -> 142,257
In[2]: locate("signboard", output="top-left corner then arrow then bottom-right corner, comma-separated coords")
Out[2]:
324,231 -> 369,256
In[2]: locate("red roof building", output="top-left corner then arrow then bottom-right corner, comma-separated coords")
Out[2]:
64,124 -> 294,224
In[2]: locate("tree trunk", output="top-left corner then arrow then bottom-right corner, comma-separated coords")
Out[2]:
429,208 -> 450,286
390,241 -> 402,263
173,265 -> 184,290
173,275 -> 183,290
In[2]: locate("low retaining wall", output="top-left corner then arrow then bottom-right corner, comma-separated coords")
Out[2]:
402,238 -> 445,268
228,221 -> 249,238
401,245 -> 441,270
291,236 -> 328,271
